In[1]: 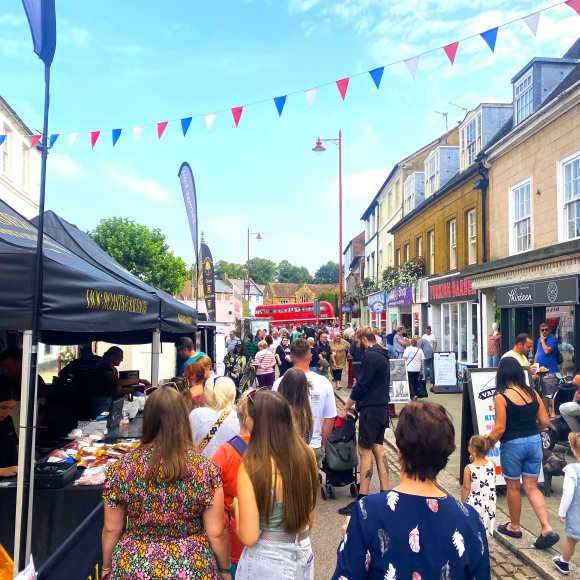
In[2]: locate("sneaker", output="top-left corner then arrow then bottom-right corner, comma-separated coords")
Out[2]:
338,501 -> 356,516
552,556 -> 569,575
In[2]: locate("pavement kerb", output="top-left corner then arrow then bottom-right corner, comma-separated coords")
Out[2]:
333,390 -> 573,580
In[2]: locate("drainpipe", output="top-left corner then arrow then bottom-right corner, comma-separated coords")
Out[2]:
474,158 -> 489,264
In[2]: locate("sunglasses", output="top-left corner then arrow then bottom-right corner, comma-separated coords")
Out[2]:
540,328 -> 550,332
244,386 -> 270,404
144,381 -> 180,397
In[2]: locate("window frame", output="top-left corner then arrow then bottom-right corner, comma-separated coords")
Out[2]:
514,70 -> 533,125
415,235 -> 423,258
2,124 -> 12,177
425,149 -> 440,197
448,219 -> 457,271
460,111 -> 482,170
557,149 -> 580,243
466,209 -> 477,265
508,177 -> 533,255
427,229 -> 435,275
403,242 -> 410,263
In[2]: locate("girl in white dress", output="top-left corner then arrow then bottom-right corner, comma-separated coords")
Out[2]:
461,435 -> 497,535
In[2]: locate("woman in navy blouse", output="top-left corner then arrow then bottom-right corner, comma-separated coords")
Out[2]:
333,401 -> 490,580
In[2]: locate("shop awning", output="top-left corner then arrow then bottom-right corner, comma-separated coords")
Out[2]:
0,200 -> 159,343
33,211 -> 197,340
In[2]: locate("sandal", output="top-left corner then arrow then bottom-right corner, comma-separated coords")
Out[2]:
497,523 -> 523,539
533,531 -> 560,550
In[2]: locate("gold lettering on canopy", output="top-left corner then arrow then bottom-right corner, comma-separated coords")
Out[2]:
177,314 -> 193,325
85,289 -> 150,314
0,212 -> 70,254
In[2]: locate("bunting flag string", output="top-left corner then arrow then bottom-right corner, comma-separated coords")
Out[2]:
5,0 -> 579,147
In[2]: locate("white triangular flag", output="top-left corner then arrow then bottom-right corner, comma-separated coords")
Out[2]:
305,87 -> 318,106
523,12 -> 540,36
404,56 -> 420,79
205,113 -> 217,131
68,132 -> 78,148
133,126 -> 144,144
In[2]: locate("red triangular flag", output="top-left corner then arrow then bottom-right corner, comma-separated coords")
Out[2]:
30,135 -> 42,149
336,77 -> 350,101
566,0 -> 580,16
232,106 -> 244,128
90,131 -> 100,149
443,42 -> 459,65
157,121 -> 168,139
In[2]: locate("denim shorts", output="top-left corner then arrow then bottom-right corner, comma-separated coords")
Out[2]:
236,537 -> 313,580
500,434 -> 542,479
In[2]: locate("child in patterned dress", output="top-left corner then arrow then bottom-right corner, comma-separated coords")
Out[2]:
461,435 -> 497,536
553,432 -> 580,575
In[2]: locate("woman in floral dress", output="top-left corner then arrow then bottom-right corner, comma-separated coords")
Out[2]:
102,387 -> 231,579
333,402 -> 490,579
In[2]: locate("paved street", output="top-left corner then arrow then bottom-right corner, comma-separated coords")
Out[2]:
313,381 -> 579,579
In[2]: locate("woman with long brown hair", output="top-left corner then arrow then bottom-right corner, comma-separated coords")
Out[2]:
276,367 -> 314,444
184,355 -> 213,409
101,387 -> 232,579
233,390 -> 318,579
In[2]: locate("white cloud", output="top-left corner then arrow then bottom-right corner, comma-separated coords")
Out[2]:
0,13 -> 26,26
49,153 -> 86,180
102,164 -> 173,203
288,0 -> 322,14
104,44 -> 145,56
59,22 -> 90,48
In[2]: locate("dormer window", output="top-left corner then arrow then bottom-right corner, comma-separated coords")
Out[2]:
403,172 -> 425,214
460,112 -> 482,169
515,71 -> 533,125
425,150 -> 439,197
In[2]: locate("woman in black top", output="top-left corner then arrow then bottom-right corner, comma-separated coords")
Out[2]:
0,385 -> 18,477
486,357 -> 558,549
275,336 -> 293,377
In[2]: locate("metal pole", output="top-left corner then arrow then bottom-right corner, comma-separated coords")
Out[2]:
16,62 -> 51,571
247,228 -> 250,309
338,129 -> 343,329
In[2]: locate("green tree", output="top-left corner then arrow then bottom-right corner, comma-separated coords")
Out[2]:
277,260 -> 313,283
314,261 -> 340,284
318,290 -> 339,315
214,260 -> 246,280
249,257 -> 277,285
89,217 -> 188,295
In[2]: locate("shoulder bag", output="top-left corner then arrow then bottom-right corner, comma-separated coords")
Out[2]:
196,409 -> 230,454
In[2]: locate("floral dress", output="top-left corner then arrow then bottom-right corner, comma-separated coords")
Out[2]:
332,491 -> 490,579
467,460 -> 497,536
103,447 -> 222,579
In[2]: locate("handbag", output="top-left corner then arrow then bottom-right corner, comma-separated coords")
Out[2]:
416,378 -> 428,398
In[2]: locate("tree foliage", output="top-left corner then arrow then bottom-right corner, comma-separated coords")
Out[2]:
89,217 -> 188,295
248,257 -> 278,285
214,260 -> 247,280
314,261 -> 340,284
318,290 -> 339,314
277,260 -> 313,283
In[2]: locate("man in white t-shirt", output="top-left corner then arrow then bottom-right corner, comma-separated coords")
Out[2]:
273,338 -> 336,468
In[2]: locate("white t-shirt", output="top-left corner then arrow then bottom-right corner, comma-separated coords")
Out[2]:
403,346 -> 425,373
422,333 -> 437,350
273,370 -> 337,450
189,407 -> 240,458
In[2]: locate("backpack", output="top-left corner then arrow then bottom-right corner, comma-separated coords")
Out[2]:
227,435 -> 248,456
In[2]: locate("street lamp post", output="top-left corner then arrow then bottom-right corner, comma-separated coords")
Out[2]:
313,130 -> 343,327
247,229 -> 262,313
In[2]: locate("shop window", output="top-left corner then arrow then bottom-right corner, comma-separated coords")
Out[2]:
472,303 -> 479,364
404,243 -> 410,263
440,301 -> 479,364
427,230 -> 435,275
467,209 -> 477,265
448,219 -> 457,270
416,235 -> 423,258
510,179 -> 532,254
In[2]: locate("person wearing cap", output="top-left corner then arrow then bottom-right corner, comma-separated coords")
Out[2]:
175,337 -> 206,377
224,340 -> 254,398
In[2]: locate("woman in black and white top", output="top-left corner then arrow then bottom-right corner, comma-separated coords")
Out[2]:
403,336 -> 425,399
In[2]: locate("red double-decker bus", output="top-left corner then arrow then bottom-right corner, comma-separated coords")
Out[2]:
255,301 -> 335,326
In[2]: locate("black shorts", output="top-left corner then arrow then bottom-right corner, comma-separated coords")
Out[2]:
358,406 -> 389,449
332,369 -> 343,381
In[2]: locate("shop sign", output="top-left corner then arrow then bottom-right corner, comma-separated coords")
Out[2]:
342,302 -> 353,313
496,276 -> 578,308
371,301 -> 384,314
367,291 -> 386,308
428,275 -> 477,304
387,285 -> 413,307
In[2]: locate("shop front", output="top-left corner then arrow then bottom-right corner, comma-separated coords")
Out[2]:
496,275 -> 578,376
386,285 -> 413,334
428,274 -> 480,367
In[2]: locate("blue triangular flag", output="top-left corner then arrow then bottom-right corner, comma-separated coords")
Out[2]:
112,128 -> 122,147
369,67 -> 384,89
181,117 -> 192,136
0,135 -> 6,146
480,27 -> 498,52
49,134 -> 59,148
274,95 -> 287,117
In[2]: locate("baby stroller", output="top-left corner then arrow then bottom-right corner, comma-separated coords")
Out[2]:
320,413 -> 359,500
541,379 -> 577,451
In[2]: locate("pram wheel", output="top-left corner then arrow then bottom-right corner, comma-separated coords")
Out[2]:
327,484 -> 335,500
320,485 -> 328,500
349,483 -> 358,497
541,429 -> 556,451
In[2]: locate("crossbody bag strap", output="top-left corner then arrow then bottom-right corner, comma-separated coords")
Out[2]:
407,348 -> 419,365
197,409 -> 230,454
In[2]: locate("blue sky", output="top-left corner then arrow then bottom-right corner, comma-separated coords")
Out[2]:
1,1 -> 579,275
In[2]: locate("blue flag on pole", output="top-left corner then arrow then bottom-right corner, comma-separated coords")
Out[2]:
178,162 -> 199,266
22,0 -> 57,66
